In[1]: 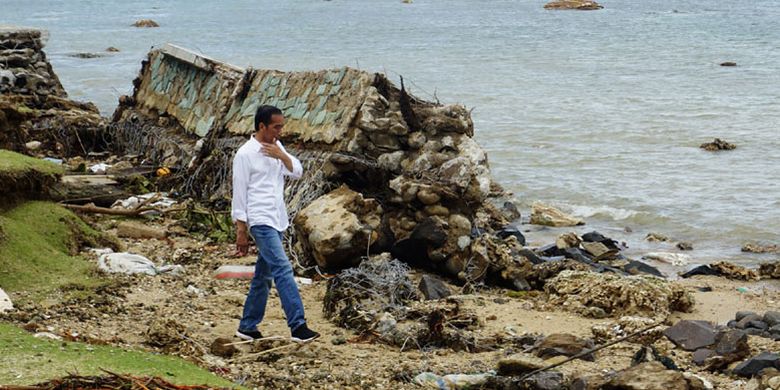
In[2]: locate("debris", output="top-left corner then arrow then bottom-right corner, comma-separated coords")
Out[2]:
529,202 -> 584,227
98,252 -> 183,276
213,265 -> 254,280
642,252 -> 691,267
534,333 -> 595,361
413,371 -> 494,389
89,163 -> 111,173
112,193 -> 177,210
700,138 -> 736,151
33,332 -> 62,340
0,288 -> 13,313
591,316 -> 661,344
720,62 -> 737,67
16,372 -> 215,390
545,271 -> 694,320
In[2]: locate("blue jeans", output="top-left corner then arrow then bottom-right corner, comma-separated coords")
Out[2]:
238,225 -> 306,332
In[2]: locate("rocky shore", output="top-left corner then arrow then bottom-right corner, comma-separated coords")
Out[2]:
1,27 -> 779,389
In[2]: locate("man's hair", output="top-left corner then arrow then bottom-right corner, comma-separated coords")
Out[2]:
254,105 -> 283,131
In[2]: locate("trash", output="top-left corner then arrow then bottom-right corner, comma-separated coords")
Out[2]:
642,252 -> 691,266
98,252 -> 183,276
0,288 -> 14,313
736,287 -> 749,293
42,157 -> 64,165
156,167 -> 171,177
186,285 -> 205,297
89,163 -> 111,173
413,371 -> 494,389
214,265 -> 254,279
34,332 -> 62,340
111,192 -> 177,209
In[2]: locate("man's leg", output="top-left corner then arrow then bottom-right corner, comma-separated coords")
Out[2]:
252,225 -> 306,331
237,228 -> 272,334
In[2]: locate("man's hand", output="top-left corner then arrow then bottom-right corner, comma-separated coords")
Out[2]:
234,221 -> 250,257
261,139 -> 294,172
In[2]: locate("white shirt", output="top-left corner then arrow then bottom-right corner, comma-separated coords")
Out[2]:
231,135 -> 303,231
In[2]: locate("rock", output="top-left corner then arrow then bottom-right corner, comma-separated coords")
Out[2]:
623,260 -> 663,277
132,19 -> 160,27
645,232 -> 670,242
294,185 -> 382,269
710,261 -> 758,281
582,231 -> 618,247
544,0 -> 603,10
707,329 -> 750,369
643,252 -> 690,267
145,318 -> 185,347
733,352 -> 780,378
0,288 -> 13,313
496,225 -> 526,246
534,333 -> 594,361
603,362 -> 690,390
683,373 -> 714,390
680,265 -> 720,278
591,316 -> 661,344
25,140 -> 41,151
736,311 -> 758,321
676,241 -> 693,251
555,232 -> 582,249
410,217 -> 447,247
501,201 -> 521,221
418,274 -> 451,300
632,346 -> 679,370
545,271 -> 694,320
742,242 -> 779,254
663,320 -> 717,351
68,52 -> 105,59
720,62 -> 737,67
497,353 -> 546,375
764,311 -> 780,327
416,187 -> 440,205
521,371 -> 566,390
693,348 -> 715,366
747,321 -> 768,330
581,241 -> 611,258
769,325 -> 780,336
760,262 -> 780,279
106,46 -> 120,52
736,314 -> 762,329
116,221 -> 167,239
210,337 -> 238,358
529,202 -> 584,227
700,138 -> 736,151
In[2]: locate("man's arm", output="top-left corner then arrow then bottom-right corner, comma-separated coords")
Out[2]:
231,153 -> 250,256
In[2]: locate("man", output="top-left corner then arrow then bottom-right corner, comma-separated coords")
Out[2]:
231,105 -> 320,342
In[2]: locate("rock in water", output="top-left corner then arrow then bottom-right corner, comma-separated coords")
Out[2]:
663,320 -> 717,351
530,202 -> 584,227
720,62 -> 737,67
544,0 -> 603,10
760,262 -> 780,279
699,138 -> 736,151
418,274 -> 452,300
132,19 -> 159,27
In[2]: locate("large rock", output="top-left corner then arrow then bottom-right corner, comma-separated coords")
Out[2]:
706,329 -> 749,370
545,271 -> 694,320
663,320 -> 717,351
602,362 -> 691,390
544,0 -> 603,10
294,185 -> 383,269
760,262 -> 780,278
417,274 -> 451,300
765,311 -> 780,327
732,352 -> 780,378
530,202 -> 584,227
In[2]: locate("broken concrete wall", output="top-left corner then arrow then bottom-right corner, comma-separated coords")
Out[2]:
0,26 -> 107,156
112,44 -> 526,288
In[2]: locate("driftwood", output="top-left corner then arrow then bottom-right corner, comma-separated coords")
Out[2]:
51,175 -> 129,207
61,203 -> 159,216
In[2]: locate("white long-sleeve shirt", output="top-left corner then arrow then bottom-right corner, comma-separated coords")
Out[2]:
231,135 -> 303,231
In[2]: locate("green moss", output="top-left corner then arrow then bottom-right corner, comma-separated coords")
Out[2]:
0,323 -> 237,388
0,149 -> 63,177
0,201 -> 114,304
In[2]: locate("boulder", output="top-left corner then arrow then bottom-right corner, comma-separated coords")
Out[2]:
710,261 -> 758,281
742,243 -> 779,254
706,329 -> 749,370
534,333 -> 594,361
760,262 -> 780,278
693,348 -> 714,366
736,314 -> 763,329
663,320 -> 717,351
529,202 -> 584,227
603,362 -> 690,390
699,138 -> 736,151
555,232 -> 582,249
736,311 -> 758,321
294,185 -> 382,269
764,311 -> 780,327
680,265 -> 720,278
544,0 -> 603,10
732,352 -> 780,378
623,260 -> 663,277
418,274 -> 451,300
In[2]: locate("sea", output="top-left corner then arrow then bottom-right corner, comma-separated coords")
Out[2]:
4,0 -> 779,268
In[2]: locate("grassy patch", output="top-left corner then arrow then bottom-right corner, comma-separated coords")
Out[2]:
0,201 -> 116,305
0,323 -> 236,387
0,149 -> 63,177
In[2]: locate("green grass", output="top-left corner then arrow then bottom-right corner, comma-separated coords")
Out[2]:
0,201 -> 115,304
0,149 -> 63,177
0,323 -> 237,387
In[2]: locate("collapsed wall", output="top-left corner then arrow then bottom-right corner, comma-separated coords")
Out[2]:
0,26 -> 107,156
112,44 -> 528,288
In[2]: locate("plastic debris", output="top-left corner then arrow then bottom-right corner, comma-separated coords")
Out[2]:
213,265 -> 313,285
642,252 -> 691,267
111,192 -> 177,210
98,252 -> 183,276
0,288 -> 13,313
89,163 -> 111,173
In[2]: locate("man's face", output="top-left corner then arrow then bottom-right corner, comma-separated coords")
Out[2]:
259,114 -> 285,142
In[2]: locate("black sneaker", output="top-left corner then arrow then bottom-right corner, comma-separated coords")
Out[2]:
235,329 -> 263,341
291,324 -> 320,343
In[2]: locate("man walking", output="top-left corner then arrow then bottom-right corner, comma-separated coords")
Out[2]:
231,105 -> 320,342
